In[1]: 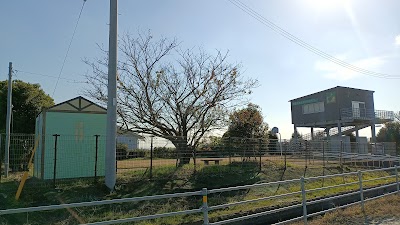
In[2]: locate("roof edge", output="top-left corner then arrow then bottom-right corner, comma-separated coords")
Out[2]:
289,86 -> 374,102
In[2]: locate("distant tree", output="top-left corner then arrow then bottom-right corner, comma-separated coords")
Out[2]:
346,132 -> 356,142
84,32 -> 258,165
377,122 -> 400,154
291,130 -> 303,140
0,80 -> 54,134
197,136 -> 223,151
289,130 -> 305,152
223,103 -> 268,139
196,136 -> 224,158
222,103 -> 269,158
116,143 -> 128,160
291,130 -> 303,139
313,131 -> 326,140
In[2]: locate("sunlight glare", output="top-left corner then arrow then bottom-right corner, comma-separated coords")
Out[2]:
306,0 -> 350,12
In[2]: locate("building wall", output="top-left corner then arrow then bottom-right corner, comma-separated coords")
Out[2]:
291,87 -> 375,127
336,87 -> 375,118
356,137 -> 368,154
38,112 -> 107,180
117,135 -> 139,151
329,136 -> 351,152
291,88 -> 339,126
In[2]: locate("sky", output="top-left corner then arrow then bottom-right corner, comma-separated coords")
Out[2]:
1,0 -> 399,139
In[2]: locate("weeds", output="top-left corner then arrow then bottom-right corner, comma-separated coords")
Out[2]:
0,161 -> 395,225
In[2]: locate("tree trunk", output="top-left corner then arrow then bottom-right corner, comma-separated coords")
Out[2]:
175,141 -> 192,166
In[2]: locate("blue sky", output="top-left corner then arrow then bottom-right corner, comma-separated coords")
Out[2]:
1,0 -> 399,139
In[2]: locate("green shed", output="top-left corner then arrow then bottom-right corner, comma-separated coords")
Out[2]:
34,96 -> 107,180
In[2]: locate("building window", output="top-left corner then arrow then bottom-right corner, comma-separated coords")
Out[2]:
303,102 -> 324,114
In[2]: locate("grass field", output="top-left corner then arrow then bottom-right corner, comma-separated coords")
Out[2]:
0,157 -> 395,225
116,154 -> 336,170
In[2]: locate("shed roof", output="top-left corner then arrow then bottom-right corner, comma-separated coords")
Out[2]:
289,86 -> 374,102
46,96 -> 106,114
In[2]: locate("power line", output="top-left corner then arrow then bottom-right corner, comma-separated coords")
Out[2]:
15,70 -> 88,84
52,0 -> 87,97
228,0 -> 400,79
12,69 -> 19,79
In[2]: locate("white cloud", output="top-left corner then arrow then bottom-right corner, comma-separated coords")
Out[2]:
314,55 -> 385,81
396,35 -> 400,46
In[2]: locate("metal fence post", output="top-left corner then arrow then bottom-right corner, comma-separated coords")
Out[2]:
340,140 -> 343,168
94,135 -> 100,183
395,165 -> 399,193
0,134 -> 2,182
322,141 -> 325,186
356,141 -> 359,155
284,141 -> 287,170
150,136 -> 154,178
53,134 -> 60,188
300,176 -> 308,225
358,170 -> 365,213
202,188 -> 209,225
259,138 -> 262,172
228,137 -> 232,166
305,140 -> 308,165
303,141 -> 308,177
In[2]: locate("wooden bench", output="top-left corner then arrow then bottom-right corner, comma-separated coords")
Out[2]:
201,159 -> 222,165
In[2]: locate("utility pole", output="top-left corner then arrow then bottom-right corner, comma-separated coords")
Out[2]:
105,0 -> 118,190
4,62 -> 13,177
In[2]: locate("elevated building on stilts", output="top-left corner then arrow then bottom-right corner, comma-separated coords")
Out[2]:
289,86 -> 394,154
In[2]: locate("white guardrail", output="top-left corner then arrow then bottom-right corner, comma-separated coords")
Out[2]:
1,166 -> 400,225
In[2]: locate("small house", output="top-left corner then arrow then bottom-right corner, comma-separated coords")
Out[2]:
289,86 -> 393,151
34,96 -> 107,180
117,129 -> 144,151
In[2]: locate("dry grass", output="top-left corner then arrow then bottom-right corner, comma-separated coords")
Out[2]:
290,194 -> 400,225
1,158 -> 394,225
116,155 -> 335,170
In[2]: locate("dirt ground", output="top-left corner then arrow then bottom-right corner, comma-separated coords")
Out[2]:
116,155 -> 336,171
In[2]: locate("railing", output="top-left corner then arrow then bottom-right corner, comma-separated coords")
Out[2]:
375,110 -> 395,121
274,167 -> 399,225
340,108 -> 375,120
341,108 -> 394,122
1,166 -> 399,225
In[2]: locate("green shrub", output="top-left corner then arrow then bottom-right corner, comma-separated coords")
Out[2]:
127,149 -> 148,158
116,143 -> 128,160
153,147 -> 176,159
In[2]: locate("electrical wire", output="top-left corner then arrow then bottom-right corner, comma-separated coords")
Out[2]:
15,70 -> 88,84
52,0 -> 87,96
228,0 -> 400,79
12,69 -> 19,79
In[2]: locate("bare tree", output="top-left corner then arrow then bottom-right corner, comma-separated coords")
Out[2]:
85,32 -> 258,165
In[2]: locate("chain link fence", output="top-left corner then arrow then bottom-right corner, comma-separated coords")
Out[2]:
0,134 -> 35,178
0,133 -> 397,192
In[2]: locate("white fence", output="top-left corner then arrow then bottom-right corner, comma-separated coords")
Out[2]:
1,166 -> 399,225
